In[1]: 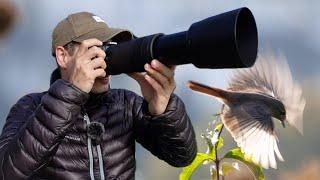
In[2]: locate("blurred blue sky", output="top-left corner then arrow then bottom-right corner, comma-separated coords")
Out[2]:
0,0 -> 319,179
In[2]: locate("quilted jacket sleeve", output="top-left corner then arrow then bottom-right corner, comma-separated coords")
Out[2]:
131,92 -> 197,167
0,79 -> 88,180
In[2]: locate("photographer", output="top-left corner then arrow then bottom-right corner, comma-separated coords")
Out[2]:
0,12 -> 197,180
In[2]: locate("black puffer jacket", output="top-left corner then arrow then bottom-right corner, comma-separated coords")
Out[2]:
0,75 -> 197,180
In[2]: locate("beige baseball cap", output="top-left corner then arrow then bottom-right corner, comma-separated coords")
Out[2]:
52,12 -> 133,55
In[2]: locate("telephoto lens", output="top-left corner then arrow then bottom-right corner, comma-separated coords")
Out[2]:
103,7 -> 258,75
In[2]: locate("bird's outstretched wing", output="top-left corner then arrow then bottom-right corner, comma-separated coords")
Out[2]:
222,102 -> 284,169
228,52 -> 305,133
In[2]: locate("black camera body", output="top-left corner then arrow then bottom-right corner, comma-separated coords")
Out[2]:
102,7 -> 258,75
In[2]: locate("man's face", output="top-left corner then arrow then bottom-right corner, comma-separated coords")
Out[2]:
64,43 -> 111,94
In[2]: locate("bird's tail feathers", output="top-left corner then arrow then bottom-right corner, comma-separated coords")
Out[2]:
187,81 -> 230,102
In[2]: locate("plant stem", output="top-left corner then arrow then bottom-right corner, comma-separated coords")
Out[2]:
215,159 -> 220,180
214,124 -> 224,180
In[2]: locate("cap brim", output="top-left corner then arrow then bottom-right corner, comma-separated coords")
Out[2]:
73,27 -> 133,43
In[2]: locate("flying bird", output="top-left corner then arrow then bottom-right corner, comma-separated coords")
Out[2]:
187,52 -> 305,169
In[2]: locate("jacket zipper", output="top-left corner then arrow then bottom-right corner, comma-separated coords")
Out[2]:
83,109 -> 106,180
83,111 -> 96,180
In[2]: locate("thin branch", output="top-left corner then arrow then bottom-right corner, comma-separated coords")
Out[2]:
214,124 -> 224,180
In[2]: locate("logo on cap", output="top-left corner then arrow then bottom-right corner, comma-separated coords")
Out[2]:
92,15 -> 105,23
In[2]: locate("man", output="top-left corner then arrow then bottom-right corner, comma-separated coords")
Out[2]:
0,12 -> 197,180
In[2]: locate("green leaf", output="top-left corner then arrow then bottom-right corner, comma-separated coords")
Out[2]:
201,123 -> 224,156
223,148 -> 265,180
220,162 -> 240,176
216,137 -> 224,150
208,137 -> 223,158
211,167 -> 217,180
201,134 -> 214,154
179,153 -> 214,180
214,123 -> 223,132
214,123 -> 224,150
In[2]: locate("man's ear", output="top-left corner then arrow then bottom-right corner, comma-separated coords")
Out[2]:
55,46 -> 68,69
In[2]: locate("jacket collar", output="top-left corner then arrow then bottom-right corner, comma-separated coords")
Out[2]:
50,68 -> 61,85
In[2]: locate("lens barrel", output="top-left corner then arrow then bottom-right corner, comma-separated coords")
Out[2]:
105,7 -> 258,75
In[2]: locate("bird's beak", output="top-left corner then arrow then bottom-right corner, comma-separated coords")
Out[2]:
281,121 -> 286,128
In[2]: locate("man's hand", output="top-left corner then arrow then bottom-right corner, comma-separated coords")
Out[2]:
67,39 -> 107,93
128,59 -> 176,115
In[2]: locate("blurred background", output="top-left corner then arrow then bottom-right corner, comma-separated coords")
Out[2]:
0,0 -> 319,179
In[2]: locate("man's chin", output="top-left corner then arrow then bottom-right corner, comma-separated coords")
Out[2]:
91,83 -> 110,94
91,82 -> 109,94
96,75 -> 110,84
91,76 -> 110,93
